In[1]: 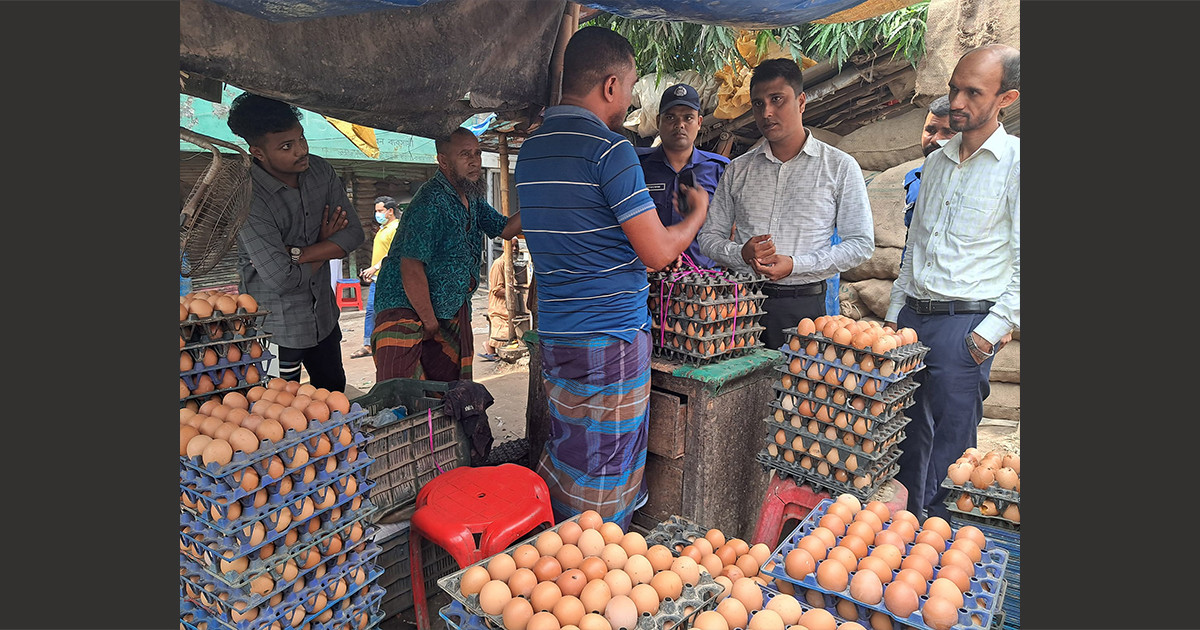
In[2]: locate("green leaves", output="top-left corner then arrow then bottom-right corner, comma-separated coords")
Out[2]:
584,1 -> 930,75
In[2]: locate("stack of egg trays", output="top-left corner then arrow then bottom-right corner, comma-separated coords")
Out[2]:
181,308 -> 272,344
648,270 -> 770,364
765,389 -> 909,460
949,513 -> 1019,630
773,366 -> 920,432
182,589 -> 386,630
787,330 -> 930,381
180,349 -> 276,406
759,498 -> 1009,630
180,532 -> 381,625
759,415 -> 904,476
437,514 -> 724,630
755,442 -> 901,501
941,478 -> 1020,527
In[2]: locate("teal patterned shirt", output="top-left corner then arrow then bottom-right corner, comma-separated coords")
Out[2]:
374,170 -> 507,319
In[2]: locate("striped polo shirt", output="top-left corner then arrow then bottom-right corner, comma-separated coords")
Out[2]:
514,105 -> 657,342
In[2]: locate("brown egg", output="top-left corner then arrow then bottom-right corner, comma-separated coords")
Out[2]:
714,575 -> 734,601
735,552 -> 761,578
644,545 -> 674,573
784,548 -> 816,581
627,583 -> 659,616
578,612 -> 611,630
528,611 -> 561,630
180,425 -> 200,456
886,519 -> 917,545
557,544 -> 585,571
305,400 -> 331,423
721,564 -> 744,582
934,564 -> 972,593
228,427 -> 260,455
670,555 -> 701,586
927,578 -> 964,607
579,579 -> 612,614
824,501 -> 856,525
826,546 -> 858,572
856,554 -> 893,584
839,535 -> 869,560
201,438 -> 233,467
797,608 -> 838,630
579,556 -> 609,583
907,542 -> 941,568
532,580 -> 564,612
938,548 -> 975,577
623,555 -> 653,586
810,527 -> 838,549
599,543 -> 628,571
1002,503 -> 1020,523
921,516 -> 953,542
700,552 -> 725,577
817,512 -> 847,537
577,510 -> 604,531
603,595 -> 638,630
836,599 -> 861,622
849,566 -> 885,604
802,587 -> 825,608
278,407 -> 309,433
882,580 -> 920,618
578,529 -> 606,558
557,569 -> 589,598
552,595 -> 587,628
648,569 -> 682,602
893,568 -> 928,596
914,529 -> 946,551
748,608 -> 784,630
602,569 -> 632,597
815,558 -> 849,592
692,610 -> 730,630
508,567 -> 539,599
715,596 -> 749,630
537,530 -> 565,557
460,565 -> 492,597
598,522 -> 624,545
503,596 -> 536,630
559,521 -> 584,546
513,544 -> 542,569
487,554 -> 519,582
948,538 -> 983,564
795,535 -> 829,562
920,595 -> 960,630
899,553 -> 934,583
534,555 -> 564,583
764,593 -> 803,625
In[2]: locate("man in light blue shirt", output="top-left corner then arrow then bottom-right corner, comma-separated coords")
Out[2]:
886,44 -> 1020,520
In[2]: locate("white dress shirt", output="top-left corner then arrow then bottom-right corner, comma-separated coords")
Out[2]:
697,130 -> 874,285
886,123 -> 1020,345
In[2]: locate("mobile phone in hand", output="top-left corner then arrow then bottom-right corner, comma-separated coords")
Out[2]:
677,170 -> 696,214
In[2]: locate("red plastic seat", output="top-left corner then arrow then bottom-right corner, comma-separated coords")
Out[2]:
409,463 -> 554,630
751,474 -> 908,549
335,278 -> 363,310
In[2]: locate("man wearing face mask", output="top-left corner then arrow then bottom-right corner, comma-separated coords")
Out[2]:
227,93 -> 364,392
372,127 -> 522,382
351,196 -> 401,360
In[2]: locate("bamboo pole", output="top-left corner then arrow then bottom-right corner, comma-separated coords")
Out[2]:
498,136 -> 518,344
548,2 -> 580,107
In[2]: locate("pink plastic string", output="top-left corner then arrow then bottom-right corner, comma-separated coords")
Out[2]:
428,408 -> 445,474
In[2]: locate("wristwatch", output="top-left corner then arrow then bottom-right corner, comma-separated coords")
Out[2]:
965,332 -> 994,359
288,246 -> 302,264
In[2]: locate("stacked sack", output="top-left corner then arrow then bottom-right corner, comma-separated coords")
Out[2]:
756,315 -> 927,500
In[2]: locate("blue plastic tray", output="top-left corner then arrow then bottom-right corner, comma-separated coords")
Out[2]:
951,514 -> 1019,630
760,498 -> 1008,630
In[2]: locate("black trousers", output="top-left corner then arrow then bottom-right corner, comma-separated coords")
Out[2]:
276,324 -> 347,392
761,291 -> 827,351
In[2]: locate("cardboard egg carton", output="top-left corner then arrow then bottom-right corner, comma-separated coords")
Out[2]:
179,407 -> 366,482
755,446 -> 900,502
182,451 -> 373,535
785,331 -> 929,378
437,514 -> 723,630
180,485 -> 379,568
759,498 -> 1009,630
761,414 -> 906,467
182,547 -> 384,630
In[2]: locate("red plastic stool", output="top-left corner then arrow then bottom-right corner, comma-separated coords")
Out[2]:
409,463 -> 555,630
335,278 -> 363,311
751,473 -> 908,548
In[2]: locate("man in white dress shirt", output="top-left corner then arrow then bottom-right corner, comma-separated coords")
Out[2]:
886,44 -> 1020,520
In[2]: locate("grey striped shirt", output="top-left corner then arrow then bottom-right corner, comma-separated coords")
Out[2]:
697,130 -> 874,285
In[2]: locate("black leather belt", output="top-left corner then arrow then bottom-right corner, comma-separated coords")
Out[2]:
763,280 -> 826,298
906,296 -> 995,315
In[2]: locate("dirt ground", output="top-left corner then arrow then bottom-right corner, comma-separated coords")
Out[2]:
314,291 -> 1019,629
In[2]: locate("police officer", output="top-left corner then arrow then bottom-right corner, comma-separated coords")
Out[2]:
637,83 -> 730,269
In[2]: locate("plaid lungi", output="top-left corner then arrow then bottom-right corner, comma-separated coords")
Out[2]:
371,303 -> 473,383
535,331 -> 651,529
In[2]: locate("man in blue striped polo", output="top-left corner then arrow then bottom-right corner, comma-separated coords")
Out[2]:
515,26 -> 712,529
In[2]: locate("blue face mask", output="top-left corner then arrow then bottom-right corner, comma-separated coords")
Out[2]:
374,211 -> 388,225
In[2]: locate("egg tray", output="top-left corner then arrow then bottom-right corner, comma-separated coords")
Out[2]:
648,270 -> 771,298
182,452 -> 373,535
180,481 -> 379,569
760,498 -> 1008,630
181,349 -> 277,382
764,403 -> 909,463
785,331 -> 930,377
771,374 -> 918,428
943,489 -> 1021,528
179,405 -> 365,482
184,331 -> 273,358
184,500 -> 379,593
181,585 -> 386,630
651,291 -> 769,315
439,599 -> 490,630
651,311 -> 768,337
181,362 -> 276,404
776,365 -> 921,409
377,528 -> 462,619
654,324 -> 766,351
184,557 -> 385,630
180,425 -> 369,514
750,581 -> 855,629
939,476 -> 1020,505
949,514 -> 1019,630
652,326 -> 767,365
758,423 -> 903,479
181,535 -> 381,616
642,514 -> 712,552
755,447 -> 900,502
779,348 -> 926,394
181,307 -> 271,335
757,443 -> 902,499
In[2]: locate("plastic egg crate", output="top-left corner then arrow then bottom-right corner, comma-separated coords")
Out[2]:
652,309 -> 767,338
761,415 -> 905,473
181,308 -> 272,344
181,424 -> 368,518
440,599 -> 491,630
780,348 -> 924,398
759,498 -> 1009,630
785,331 -> 930,379
181,351 -> 275,389
180,479 -> 379,570
939,474 -> 1020,506
183,331 -> 273,358
648,270 -> 770,302
179,406 -> 366,483
652,325 -> 767,364
183,549 -> 384,630
744,581 -> 857,630
182,450 -> 373,535
755,444 -> 900,502
181,535 -> 380,617
950,514 -> 1018,630
652,293 -> 768,323
763,398 -> 902,460
943,487 -> 1020,528
643,514 -> 711,551
773,368 -> 919,425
